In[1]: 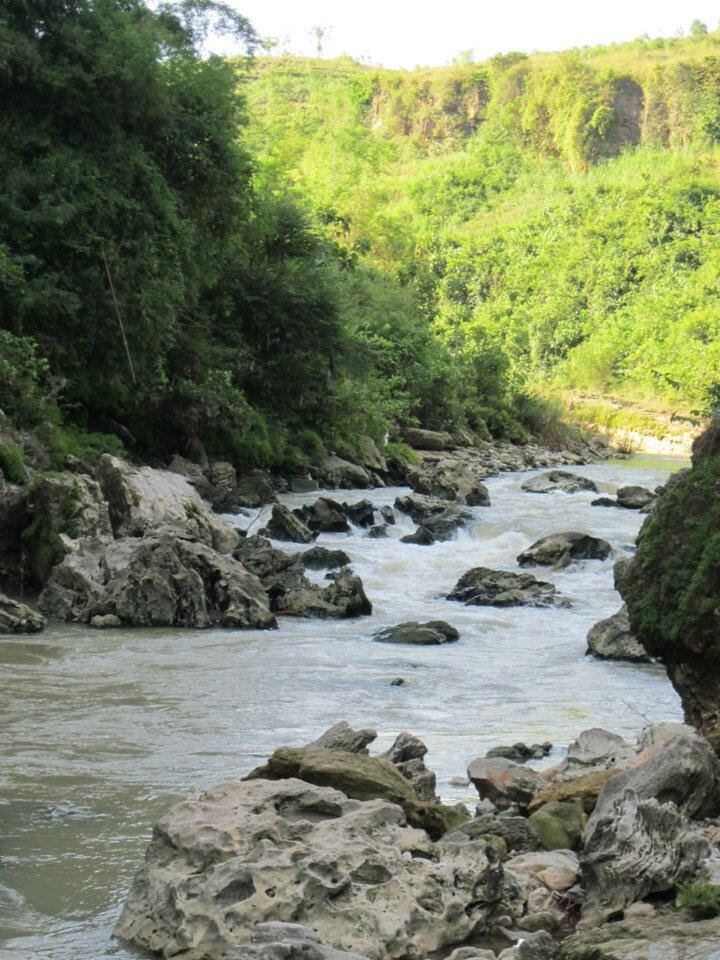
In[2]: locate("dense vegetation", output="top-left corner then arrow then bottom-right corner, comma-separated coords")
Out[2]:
1,3 -> 719,472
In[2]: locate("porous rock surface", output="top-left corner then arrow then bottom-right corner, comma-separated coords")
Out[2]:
113,777 -> 505,960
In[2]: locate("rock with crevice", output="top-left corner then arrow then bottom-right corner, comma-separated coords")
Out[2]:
521,471 -> 599,495
114,777 -> 505,960
468,757 -> 544,811
228,922 -> 370,960
563,728 -> 632,772
557,913 -> 720,960
517,532 -> 611,569
585,606 -> 650,662
261,503 -> 316,543
295,497 -> 351,534
581,789 -> 710,918
381,732 -> 438,802
448,567 -> 566,608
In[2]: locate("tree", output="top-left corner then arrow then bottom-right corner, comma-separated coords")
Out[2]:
690,19 -> 709,37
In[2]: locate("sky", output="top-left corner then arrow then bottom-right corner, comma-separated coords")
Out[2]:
219,1 -> 720,67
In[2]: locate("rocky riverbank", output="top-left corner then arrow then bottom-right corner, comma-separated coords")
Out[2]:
114,719 -> 720,960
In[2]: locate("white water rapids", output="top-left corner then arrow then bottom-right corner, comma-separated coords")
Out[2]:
0,455 -> 684,959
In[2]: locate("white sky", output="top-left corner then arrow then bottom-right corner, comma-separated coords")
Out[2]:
221,1 -> 720,67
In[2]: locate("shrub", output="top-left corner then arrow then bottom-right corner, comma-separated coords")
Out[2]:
0,442 -> 24,483
676,881 -> 720,918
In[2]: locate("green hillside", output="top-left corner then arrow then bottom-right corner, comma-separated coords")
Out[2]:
244,34 -> 720,429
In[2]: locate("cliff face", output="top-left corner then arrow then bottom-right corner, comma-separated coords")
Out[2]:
621,419 -> 720,743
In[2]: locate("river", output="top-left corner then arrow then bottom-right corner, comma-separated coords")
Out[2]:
0,455 -> 684,959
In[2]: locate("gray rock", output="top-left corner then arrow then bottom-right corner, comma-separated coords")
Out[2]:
581,790 -> 710,917
261,504 -> 315,543
517,532 -> 611,569
557,913 -> 720,960
498,930 -> 557,960
356,436 -> 387,474
410,458 -> 490,505
373,620 -> 459,645
89,613 -> 121,628
394,492 -> 457,523
290,476 -> 319,493
400,525 -> 435,545
521,471 -> 599,495
381,732 -> 438,803
344,500 -> 375,528
316,456 -> 372,489
403,427 -> 454,450
114,777 -> 505,960
305,721 -> 377,755
24,473 -> 113,585
467,758 -> 543,810
235,469 -> 276,507
39,534 -> 276,629
636,722 -> 695,752
564,728 -> 632,770
296,497 -> 350,534
591,496 -> 618,507
447,567 -> 566,608
585,606 -> 650,662
487,742 -> 553,763
227,922 -> 369,960
0,482 -> 28,591
365,524 -> 388,539
457,814 -> 543,854
616,485 -> 655,509
0,593 -> 44,633
98,454 -> 237,553
591,733 -> 720,821
379,505 -> 395,525
300,546 -> 351,569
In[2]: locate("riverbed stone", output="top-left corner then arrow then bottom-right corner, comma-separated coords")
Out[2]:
517,532 -> 612,569
344,499 -> 376,527
409,459 -> 490,506
563,728 -> 632,771
315,455 -> 372,489
261,504 -> 316,543
300,546 -> 351,569
468,758 -> 544,810
394,492 -> 457,523
521,471 -> 599,495
585,606 -> 650,662
581,790 -> 710,918
487,742 -> 553,763
366,524 -> 388,539
306,721 -> 377,755
454,815 -> 543,855
528,769 -> 619,815
114,777 -> 505,960
373,620 -> 459,645
616,485 -> 655,509
0,593 -> 44,633
448,567 -> 566,608
381,732 -> 438,802
296,497 -> 351,534
528,800 -> 585,851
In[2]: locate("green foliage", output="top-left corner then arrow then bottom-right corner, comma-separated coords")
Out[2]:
0,442 -> 24,483
677,881 -> 720,918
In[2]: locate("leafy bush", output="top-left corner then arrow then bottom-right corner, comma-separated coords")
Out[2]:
677,881 -> 720,918
0,442 -> 24,483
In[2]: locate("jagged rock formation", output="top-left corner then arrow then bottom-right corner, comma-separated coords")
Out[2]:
621,419 -> 720,743
113,778 -> 504,960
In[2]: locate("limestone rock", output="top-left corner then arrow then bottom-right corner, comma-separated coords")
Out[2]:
356,436 -> 387,474
585,606 -> 649,662
557,914 -> 720,960
616,485 -> 655,509
114,778 -> 505,960
528,769 -> 619,815
403,427 -> 454,450
448,567 -> 566,608
591,733 -> 720,822
261,504 -> 316,543
228,922 -> 369,960
454,815 -> 543,855
0,593 -> 44,633
24,473 -> 112,585
98,454 -> 237,553
581,790 -> 710,917
306,722 -> 377,755
528,800 -> 584,851
373,621 -> 459,645
517,532 -> 611,569
468,757 -> 543,810
563,728 -> 632,771
394,492 -> 457,523
344,500 -> 376,527
381,732 -> 438,803
296,497 -> 351,534
486,742 -> 553,763
506,850 -> 580,892
301,546 -> 351,569
39,534 -> 276,629
316,456 -> 372,489
410,458 -> 490,505
521,471 -> 598,495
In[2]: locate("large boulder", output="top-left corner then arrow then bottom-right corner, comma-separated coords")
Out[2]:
585,606 -> 650,663
300,546 -> 351,570
24,473 -> 113,585
228,923 -> 369,960
98,454 -> 237,553
563,728 -> 632,772
235,538 -> 370,619
528,800 -> 584,851
296,498 -> 351,534
260,504 -> 315,544
620,420 -> 720,740
394,493 -> 457,523
403,428 -> 454,451
373,621 -> 459,645
456,815 -> 543,855
581,790 -> 710,918
467,757 -> 543,811
517,532 -> 611,569
521,471 -> 598,495
590,733 -> 720,822
447,567 -> 566,608
0,593 -> 44,633
400,506 -> 471,545
409,459 -> 490,506
39,534 -> 276,629
616,485 -> 656,509
114,778 -> 505,960
305,721 -> 377,755
315,456 -> 372,489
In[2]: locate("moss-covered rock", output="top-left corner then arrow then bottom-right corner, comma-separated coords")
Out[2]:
528,799 -> 585,851
621,419 -> 720,740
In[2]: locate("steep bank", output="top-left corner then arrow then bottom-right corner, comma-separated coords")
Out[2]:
622,417 -> 720,744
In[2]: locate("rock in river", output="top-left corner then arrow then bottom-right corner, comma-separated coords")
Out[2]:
373,620 -> 459,645
261,504 -> 316,543
447,567 -> 566,608
0,593 -> 44,633
585,605 -> 650,662
114,777 -> 505,960
517,532 -> 611,569
521,471 -> 599,495
300,546 -> 351,569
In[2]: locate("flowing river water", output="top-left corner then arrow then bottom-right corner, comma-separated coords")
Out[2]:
0,455 -> 686,959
